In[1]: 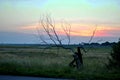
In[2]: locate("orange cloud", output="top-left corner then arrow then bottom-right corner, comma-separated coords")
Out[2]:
95,26 -> 120,37
18,22 -> 120,37
64,24 -> 120,37
67,23 -> 96,36
20,24 -> 37,30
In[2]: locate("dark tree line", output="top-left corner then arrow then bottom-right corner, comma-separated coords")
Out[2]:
83,41 -> 117,46
108,39 -> 120,69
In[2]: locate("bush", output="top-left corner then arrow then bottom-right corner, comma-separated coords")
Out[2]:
108,39 -> 120,69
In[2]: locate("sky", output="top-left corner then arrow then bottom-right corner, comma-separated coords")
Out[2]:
0,0 -> 120,44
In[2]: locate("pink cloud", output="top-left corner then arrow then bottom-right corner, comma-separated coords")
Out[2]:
18,22 -> 120,38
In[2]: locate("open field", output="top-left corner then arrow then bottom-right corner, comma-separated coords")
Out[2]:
0,44 -> 120,80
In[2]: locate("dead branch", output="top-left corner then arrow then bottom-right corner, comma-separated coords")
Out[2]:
61,21 -> 71,45
37,15 -> 74,53
36,15 -> 98,69
88,25 -> 97,43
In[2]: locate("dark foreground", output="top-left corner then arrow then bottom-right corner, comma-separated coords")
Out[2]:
0,45 -> 120,80
0,75 -> 72,80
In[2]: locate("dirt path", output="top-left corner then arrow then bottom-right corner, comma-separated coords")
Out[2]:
0,75 -> 72,80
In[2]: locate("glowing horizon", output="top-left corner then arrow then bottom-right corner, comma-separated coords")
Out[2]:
19,22 -> 120,37
0,0 -> 120,43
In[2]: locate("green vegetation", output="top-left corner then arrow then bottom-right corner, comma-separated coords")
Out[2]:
0,45 -> 120,80
108,40 -> 120,69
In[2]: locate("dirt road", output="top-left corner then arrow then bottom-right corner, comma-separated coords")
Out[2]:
0,75 -> 72,80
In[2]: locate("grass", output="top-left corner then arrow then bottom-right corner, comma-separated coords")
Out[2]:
0,45 -> 120,80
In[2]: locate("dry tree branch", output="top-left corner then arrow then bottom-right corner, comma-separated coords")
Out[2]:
88,25 -> 97,44
36,15 -> 99,69
37,15 -> 73,51
40,15 -> 58,46
36,27 -> 48,45
61,21 -> 71,45
83,25 -> 98,53
37,15 -> 97,54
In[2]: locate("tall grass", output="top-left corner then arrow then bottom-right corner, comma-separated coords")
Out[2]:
0,45 -> 120,80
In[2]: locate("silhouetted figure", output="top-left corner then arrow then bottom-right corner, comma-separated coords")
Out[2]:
69,52 -> 79,67
69,47 -> 83,69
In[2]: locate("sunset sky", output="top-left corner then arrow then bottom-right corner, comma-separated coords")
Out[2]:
0,0 -> 120,44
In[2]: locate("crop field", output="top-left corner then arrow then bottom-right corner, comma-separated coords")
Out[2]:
0,44 -> 120,80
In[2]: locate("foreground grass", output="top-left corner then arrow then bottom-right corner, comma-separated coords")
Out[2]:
0,45 -> 120,80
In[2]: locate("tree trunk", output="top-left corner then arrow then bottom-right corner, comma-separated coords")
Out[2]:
77,47 -> 83,65
69,47 -> 83,69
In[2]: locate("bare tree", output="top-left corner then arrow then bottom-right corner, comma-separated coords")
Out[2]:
37,15 -> 73,51
36,15 -> 96,69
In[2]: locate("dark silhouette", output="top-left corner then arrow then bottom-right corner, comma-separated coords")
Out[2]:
69,47 -> 83,69
108,39 -> 120,69
37,15 -> 97,69
77,47 -> 83,64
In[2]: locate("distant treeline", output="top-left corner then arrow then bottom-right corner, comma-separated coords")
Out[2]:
83,41 -> 117,46
0,41 -> 117,48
